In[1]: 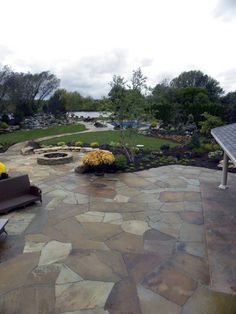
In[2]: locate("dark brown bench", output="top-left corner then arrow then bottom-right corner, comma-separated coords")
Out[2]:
0,175 -> 42,214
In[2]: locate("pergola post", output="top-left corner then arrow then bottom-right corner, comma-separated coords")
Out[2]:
219,151 -> 229,190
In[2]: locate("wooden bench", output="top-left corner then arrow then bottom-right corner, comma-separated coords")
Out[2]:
0,175 -> 42,214
0,219 -> 8,236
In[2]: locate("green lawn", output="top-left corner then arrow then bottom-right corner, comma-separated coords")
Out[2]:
42,130 -> 177,150
0,124 -> 86,146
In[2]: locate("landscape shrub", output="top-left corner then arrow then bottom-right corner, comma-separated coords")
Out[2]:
75,141 -> 83,147
160,144 -> 170,151
114,154 -> 128,170
199,112 -> 223,136
150,120 -> 158,128
82,150 -> 115,167
0,162 -> 6,174
192,147 -> 205,157
90,141 -> 99,148
188,132 -> 200,149
57,141 -> 66,146
201,143 -> 220,152
0,122 -> 9,129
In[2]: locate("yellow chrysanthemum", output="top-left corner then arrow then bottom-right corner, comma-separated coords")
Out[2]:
0,162 -> 6,174
82,150 -> 115,167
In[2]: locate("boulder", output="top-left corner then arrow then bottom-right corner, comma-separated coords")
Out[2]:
21,141 -> 40,155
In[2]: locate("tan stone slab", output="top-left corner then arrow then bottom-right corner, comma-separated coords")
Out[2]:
181,286 -> 236,314
56,280 -> 114,312
0,253 -> 39,294
38,241 -> 72,266
142,265 -> 197,306
137,285 -> 181,314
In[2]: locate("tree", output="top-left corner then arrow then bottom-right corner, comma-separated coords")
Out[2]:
221,91 -> 236,123
171,70 -> 223,100
108,70 -> 149,162
130,67 -> 147,93
47,89 -> 66,115
0,67 -> 59,117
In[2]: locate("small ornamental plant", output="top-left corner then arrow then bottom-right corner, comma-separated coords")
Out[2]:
82,150 -> 115,167
57,141 -> 66,146
75,141 -> 83,147
90,142 -> 99,148
0,162 -> 8,180
0,162 -> 6,174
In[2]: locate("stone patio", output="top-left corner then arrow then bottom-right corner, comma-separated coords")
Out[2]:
0,151 -> 236,313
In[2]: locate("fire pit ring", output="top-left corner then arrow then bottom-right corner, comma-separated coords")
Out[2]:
37,152 -> 73,165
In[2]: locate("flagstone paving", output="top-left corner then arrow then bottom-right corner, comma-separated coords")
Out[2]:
0,150 -> 236,313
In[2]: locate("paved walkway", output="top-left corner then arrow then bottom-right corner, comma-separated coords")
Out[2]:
0,151 -> 236,313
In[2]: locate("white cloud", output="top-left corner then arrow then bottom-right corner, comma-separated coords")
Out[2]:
0,0 -> 236,96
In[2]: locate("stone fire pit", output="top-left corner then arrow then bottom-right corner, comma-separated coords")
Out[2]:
37,152 -> 73,165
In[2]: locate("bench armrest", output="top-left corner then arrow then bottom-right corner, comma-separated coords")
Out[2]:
29,185 -> 42,199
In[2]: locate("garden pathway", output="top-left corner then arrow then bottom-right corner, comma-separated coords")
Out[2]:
0,150 -> 236,313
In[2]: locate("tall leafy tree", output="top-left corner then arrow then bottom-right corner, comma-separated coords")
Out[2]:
171,70 -> 223,100
108,70 -> 149,161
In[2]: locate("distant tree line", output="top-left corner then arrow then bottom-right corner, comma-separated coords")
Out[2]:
0,66 -> 59,122
1,65 -> 236,126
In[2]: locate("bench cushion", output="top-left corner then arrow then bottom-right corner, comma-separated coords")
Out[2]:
0,175 -> 30,202
0,194 -> 39,214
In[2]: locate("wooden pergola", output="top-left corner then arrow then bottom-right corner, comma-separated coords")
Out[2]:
211,123 -> 236,189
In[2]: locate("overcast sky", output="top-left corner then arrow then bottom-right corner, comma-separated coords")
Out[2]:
0,0 -> 236,98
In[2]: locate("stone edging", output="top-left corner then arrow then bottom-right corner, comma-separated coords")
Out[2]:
34,146 -> 100,154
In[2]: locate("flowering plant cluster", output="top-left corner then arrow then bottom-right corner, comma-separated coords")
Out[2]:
0,162 -> 6,174
82,150 -> 115,167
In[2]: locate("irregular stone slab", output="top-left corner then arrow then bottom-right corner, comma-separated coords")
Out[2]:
47,189 -> 68,199
0,253 -> 39,294
144,239 -> 175,259
121,220 -> 150,235
179,211 -> 203,225
142,265 -> 197,305
184,201 -> 202,212
56,264 -> 83,284
160,191 -> 201,202
46,198 -> 63,210
161,202 -> 185,212
149,222 -> 180,238
63,310 -> 108,314
123,253 -> 162,283
74,193 -> 89,205
114,194 -> 130,203
176,241 -> 206,258
39,241 -> 72,266
105,232 -> 144,253
105,278 -> 141,313
76,212 -> 104,223
65,251 -> 120,282
173,253 -> 210,285
181,286 -> 236,314
6,213 -> 36,235
56,280 -> 114,312
103,212 -> 123,224
23,241 -> 45,253
180,223 -> 204,242
137,285 -> 181,314
0,285 -> 55,314
82,222 -> 122,242
26,263 -> 61,286
25,233 -> 49,243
